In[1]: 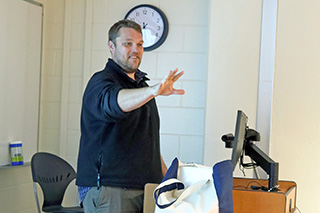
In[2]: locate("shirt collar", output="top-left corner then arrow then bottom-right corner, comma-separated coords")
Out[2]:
107,58 -> 149,84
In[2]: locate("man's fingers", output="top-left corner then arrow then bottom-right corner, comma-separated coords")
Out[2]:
161,72 -> 170,84
172,71 -> 184,82
172,89 -> 185,95
161,69 -> 184,85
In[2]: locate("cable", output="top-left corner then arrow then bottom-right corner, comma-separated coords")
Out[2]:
246,180 -> 263,188
233,185 -> 247,189
238,149 -> 258,178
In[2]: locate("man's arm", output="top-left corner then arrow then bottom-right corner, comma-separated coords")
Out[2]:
160,155 -> 168,177
117,69 -> 184,112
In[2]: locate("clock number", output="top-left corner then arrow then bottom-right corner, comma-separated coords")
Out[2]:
143,9 -> 147,15
136,11 -> 140,16
156,18 -> 160,23
157,26 -> 161,31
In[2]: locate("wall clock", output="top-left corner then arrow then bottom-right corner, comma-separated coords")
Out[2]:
125,4 -> 169,51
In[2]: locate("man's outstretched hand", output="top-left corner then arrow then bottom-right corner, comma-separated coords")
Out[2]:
152,68 -> 185,96
118,69 -> 185,112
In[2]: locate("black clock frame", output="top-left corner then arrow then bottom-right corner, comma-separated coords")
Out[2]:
125,4 -> 169,51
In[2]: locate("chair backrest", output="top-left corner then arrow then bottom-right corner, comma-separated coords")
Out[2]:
31,152 -> 77,210
143,183 -> 159,213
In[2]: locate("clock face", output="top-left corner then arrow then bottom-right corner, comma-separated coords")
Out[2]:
125,4 -> 169,51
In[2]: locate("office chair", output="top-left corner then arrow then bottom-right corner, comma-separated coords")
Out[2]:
31,152 -> 84,213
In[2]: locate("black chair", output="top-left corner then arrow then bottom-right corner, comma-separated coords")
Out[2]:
31,152 -> 84,213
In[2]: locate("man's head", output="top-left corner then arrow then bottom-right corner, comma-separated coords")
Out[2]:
108,20 -> 144,76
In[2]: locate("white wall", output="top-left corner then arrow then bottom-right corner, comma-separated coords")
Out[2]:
204,0 -> 262,170
0,0 -> 59,212
0,0 -> 42,165
271,0 -> 320,212
39,0 -> 65,155
205,0 -> 320,212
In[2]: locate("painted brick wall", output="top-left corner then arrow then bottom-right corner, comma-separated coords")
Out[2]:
86,0 -> 209,166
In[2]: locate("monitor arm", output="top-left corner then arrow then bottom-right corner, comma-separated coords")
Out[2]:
222,128 -> 279,191
244,142 -> 279,191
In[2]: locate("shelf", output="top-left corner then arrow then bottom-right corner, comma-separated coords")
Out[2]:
0,162 -> 30,169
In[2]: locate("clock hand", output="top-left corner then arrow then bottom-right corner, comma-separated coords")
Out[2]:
143,22 -> 148,29
131,15 -> 148,29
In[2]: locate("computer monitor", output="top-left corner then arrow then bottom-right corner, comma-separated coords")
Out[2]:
231,110 -> 248,170
223,110 -> 279,191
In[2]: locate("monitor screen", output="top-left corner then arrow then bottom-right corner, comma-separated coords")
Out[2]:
231,110 -> 248,170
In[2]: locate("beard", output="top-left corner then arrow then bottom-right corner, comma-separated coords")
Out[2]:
113,51 -> 141,74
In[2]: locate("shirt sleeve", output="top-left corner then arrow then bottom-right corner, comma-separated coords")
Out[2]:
83,74 -> 128,122
100,83 -> 127,120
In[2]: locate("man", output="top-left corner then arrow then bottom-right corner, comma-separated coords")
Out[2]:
76,19 -> 184,212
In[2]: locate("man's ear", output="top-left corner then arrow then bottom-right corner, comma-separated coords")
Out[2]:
108,40 -> 115,53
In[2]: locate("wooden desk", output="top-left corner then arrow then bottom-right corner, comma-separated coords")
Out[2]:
233,178 -> 297,213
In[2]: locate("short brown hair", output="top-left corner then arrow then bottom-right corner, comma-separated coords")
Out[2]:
108,19 -> 142,45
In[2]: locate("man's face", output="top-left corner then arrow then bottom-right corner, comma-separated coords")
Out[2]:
109,27 -> 144,74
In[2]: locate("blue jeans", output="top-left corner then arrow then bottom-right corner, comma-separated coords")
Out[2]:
83,186 -> 144,213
